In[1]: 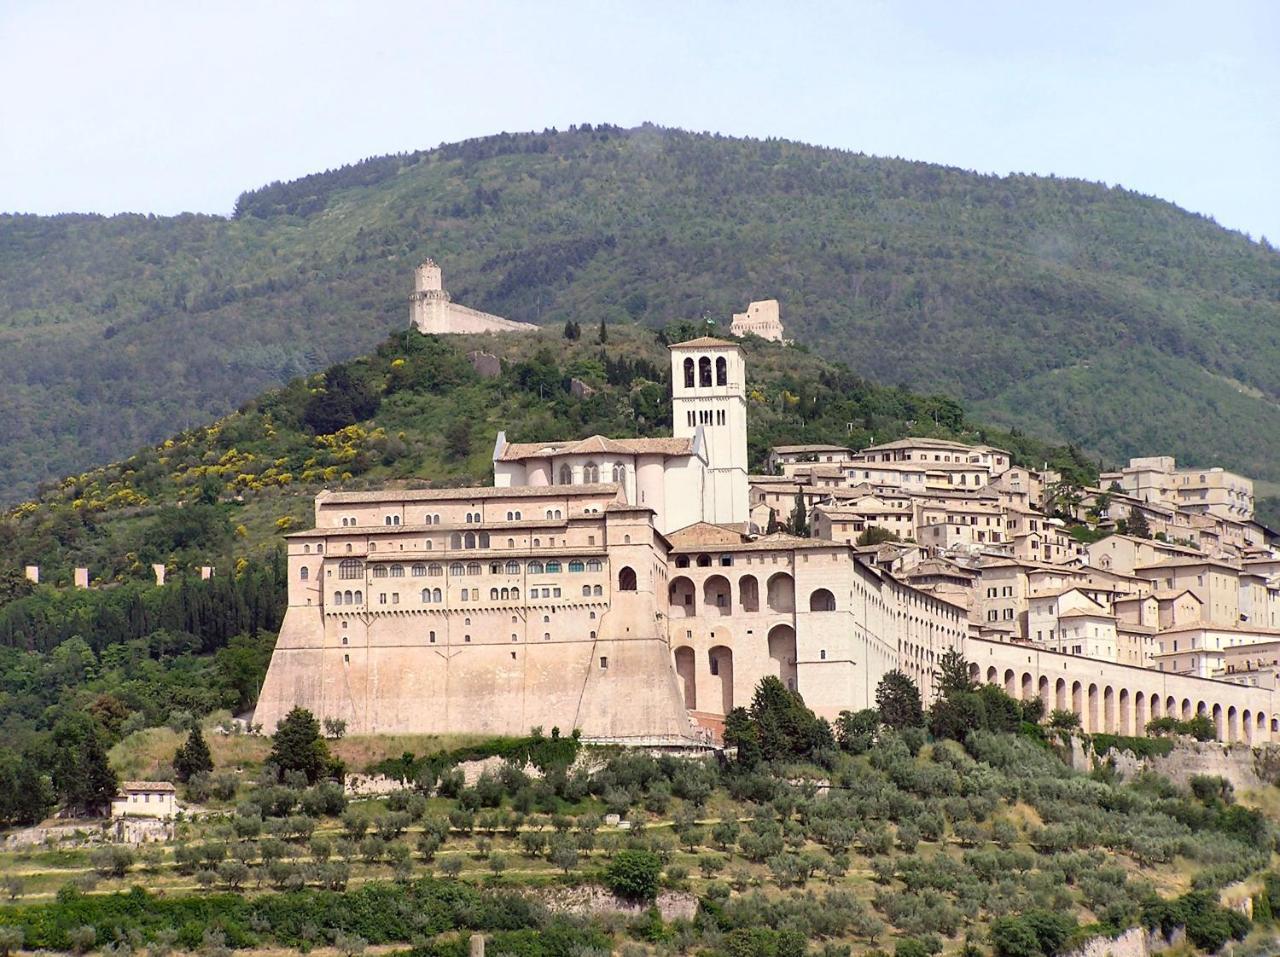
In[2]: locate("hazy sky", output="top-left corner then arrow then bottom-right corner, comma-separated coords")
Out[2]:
2,1 -> 1276,241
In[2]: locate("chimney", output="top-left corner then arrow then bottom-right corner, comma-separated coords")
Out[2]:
23,565 -> 39,584
200,565 -> 214,581
152,563 -> 166,586
74,568 -> 90,588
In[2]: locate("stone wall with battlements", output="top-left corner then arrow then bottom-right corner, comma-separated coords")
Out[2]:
409,259 -> 538,336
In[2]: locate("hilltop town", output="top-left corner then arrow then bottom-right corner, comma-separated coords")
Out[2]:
251,279 -> 1280,748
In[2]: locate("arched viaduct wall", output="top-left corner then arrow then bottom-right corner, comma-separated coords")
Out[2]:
965,638 -> 1278,744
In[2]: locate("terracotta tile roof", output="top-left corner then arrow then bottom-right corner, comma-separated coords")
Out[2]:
771,444 -> 852,454
668,336 -> 736,349
314,483 -> 624,505
1057,607 -> 1113,619
496,435 -> 694,461
665,523 -> 837,552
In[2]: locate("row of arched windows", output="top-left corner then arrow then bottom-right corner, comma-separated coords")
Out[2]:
449,531 -> 491,549
682,355 -> 728,388
335,558 -> 605,581
555,463 -> 627,485
333,590 -> 363,605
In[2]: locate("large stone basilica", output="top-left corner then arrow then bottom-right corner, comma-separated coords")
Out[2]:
255,328 -> 1280,745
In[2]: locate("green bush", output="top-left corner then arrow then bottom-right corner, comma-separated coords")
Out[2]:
605,850 -> 662,901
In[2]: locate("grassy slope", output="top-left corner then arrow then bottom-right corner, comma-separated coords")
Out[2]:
1,124 -> 1278,503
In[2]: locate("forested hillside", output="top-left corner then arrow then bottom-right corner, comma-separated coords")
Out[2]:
2,124 -> 1277,503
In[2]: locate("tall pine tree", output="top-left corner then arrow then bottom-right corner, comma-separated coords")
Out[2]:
174,727 -> 214,783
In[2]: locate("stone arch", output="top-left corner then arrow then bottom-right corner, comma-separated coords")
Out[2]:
767,624 -> 798,691
1055,677 -> 1067,712
698,356 -> 712,387
1242,709 -> 1253,745
715,355 -> 728,386
703,575 -> 732,616
669,576 -> 696,617
809,588 -> 836,612
1087,683 -> 1099,732
1181,698 -> 1193,721
674,646 -> 696,710
708,645 -> 734,713
1104,686 -> 1116,734
1212,703 -> 1223,741
767,573 -> 795,613
1003,669 -> 1016,696
1227,705 -> 1238,743
618,566 -> 637,591
1167,696 -> 1178,720
987,666 -> 999,684
1021,672 -> 1034,701
1133,691 -> 1146,734
1038,675 -> 1050,707
683,357 -> 695,388
738,575 -> 759,613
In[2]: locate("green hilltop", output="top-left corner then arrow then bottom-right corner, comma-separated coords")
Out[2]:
1,124 -> 1278,505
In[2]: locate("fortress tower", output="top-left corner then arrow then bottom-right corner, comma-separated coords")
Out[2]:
409,259 -> 538,336
730,299 -> 787,343
670,337 -> 749,526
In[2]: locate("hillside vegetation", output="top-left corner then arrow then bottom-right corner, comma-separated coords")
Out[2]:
0,323 -> 1095,588
2,124 -> 1278,503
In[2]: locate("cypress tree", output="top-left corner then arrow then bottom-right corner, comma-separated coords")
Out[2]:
174,726 -> 214,782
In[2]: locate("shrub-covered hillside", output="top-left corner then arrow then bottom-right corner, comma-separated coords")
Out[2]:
0,323 -> 1096,586
1,669 -> 1273,957
2,124 -> 1278,503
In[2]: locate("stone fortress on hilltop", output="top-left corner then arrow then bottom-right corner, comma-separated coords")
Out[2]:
254,292 -> 1280,747
730,298 -> 788,343
409,259 -> 538,336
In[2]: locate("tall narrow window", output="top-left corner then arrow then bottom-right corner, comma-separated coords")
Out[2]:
716,356 -> 727,386
699,356 -> 712,387
683,357 -> 695,388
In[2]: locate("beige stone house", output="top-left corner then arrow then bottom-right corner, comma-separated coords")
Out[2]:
111,782 -> 178,820
766,444 -> 853,476
1135,558 -> 1241,628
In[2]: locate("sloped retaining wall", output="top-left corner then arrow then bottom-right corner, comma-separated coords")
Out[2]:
1062,927 -> 1184,957
1084,737 -> 1270,792
541,884 -> 698,922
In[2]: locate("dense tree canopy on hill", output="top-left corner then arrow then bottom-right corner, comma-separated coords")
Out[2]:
1,124 -> 1277,503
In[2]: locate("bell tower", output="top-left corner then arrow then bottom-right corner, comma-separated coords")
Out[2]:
669,337 -> 748,526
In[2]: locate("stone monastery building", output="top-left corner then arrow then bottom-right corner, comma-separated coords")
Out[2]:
256,332 -> 1280,745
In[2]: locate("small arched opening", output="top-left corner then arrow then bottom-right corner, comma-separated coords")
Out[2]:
674,646 -> 697,710
809,588 -> 836,612
708,645 -> 734,713
767,572 -> 795,613
703,575 -> 732,616
668,576 -> 696,617
768,624 -> 798,691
